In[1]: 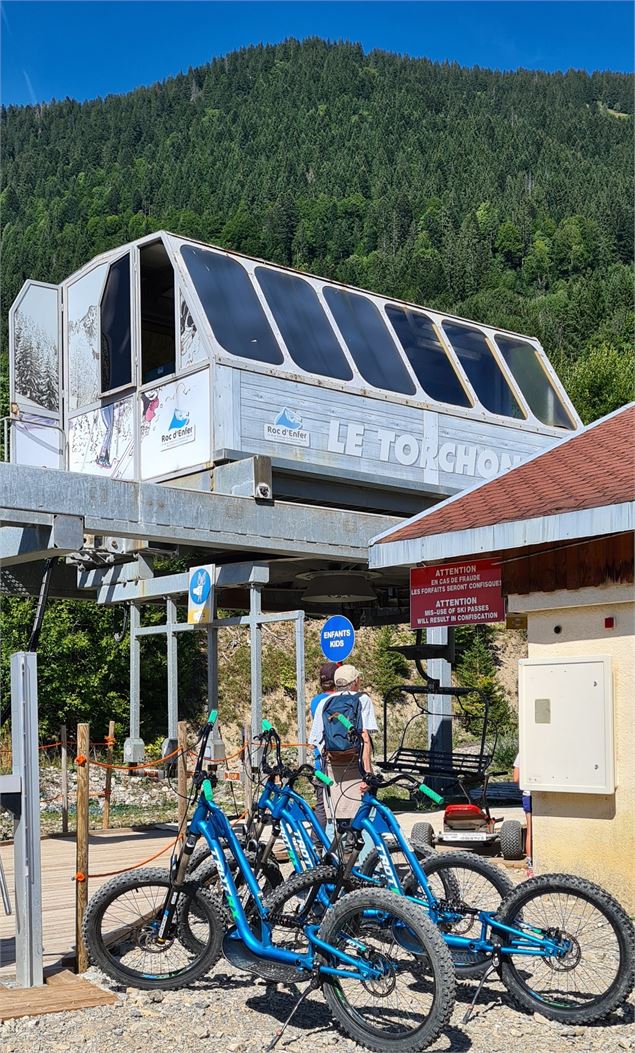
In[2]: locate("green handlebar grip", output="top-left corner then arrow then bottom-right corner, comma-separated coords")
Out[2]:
336,714 -> 353,731
202,779 -> 214,804
207,709 -> 218,725
419,782 -> 444,806
262,719 -> 273,732
314,770 -> 334,786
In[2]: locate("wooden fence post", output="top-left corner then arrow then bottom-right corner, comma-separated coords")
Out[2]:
177,721 -> 188,835
60,724 -> 68,835
102,720 -> 115,830
75,722 -> 90,973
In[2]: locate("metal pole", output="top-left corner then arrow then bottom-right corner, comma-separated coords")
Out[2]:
60,723 -> 68,835
249,584 -> 263,759
206,588 -> 218,716
124,602 -> 144,764
241,724 -> 253,815
426,626 -> 453,763
295,613 -> 307,765
166,598 -> 178,743
10,652 -> 44,987
177,721 -> 188,835
75,723 -> 90,973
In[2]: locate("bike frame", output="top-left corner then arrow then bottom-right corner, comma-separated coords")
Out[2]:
187,790 -> 388,981
256,772 -> 566,963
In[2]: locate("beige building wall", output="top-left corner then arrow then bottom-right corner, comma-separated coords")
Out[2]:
508,583 -> 635,912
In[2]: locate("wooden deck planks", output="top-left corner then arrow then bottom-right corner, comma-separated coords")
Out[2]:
0,827 -> 177,978
0,969 -> 118,1019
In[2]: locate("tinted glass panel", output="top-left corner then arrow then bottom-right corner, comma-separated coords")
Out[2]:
442,322 -> 524,418
385,306 -> 471,407
181,246 -> 282,365
101,255 -> 132,392
140,242 -> 175,384
495,335 -> 575,429
255,267 -> 353,380
323,288 -> 415,395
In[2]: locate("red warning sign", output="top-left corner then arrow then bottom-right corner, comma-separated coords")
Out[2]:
410,560 -> 504,629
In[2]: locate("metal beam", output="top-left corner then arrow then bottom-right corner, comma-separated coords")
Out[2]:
89,560 -> 271,605
0,463 -> 399,561
0,515 -> 84,567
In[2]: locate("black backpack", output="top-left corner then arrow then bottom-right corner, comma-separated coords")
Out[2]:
321,692 -> 363,754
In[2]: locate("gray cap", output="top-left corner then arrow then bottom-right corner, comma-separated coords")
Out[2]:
334,664 -> 359,688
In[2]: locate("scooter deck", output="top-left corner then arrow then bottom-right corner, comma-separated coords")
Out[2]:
222,933 -> 308,983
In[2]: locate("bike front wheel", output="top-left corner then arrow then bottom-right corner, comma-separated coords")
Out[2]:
319,886 -> 456,1052
82,866 -> 224,989
496,874 -> 635,1023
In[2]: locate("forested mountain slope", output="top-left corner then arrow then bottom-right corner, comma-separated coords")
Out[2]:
1,38 -> 633,419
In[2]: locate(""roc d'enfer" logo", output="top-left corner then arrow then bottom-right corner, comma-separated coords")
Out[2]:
264,408 -> 310,447
161,407 -> 196,450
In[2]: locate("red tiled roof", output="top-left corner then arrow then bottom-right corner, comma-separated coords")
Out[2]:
377,404 -> 635,546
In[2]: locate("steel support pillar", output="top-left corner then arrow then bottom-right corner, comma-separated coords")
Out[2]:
295,612 -> 307,765
166,598 -> 178,742
426,627 -> 453,762
124,602 -> 144,763
249,584 -> 263,756
10,652 -> 43,987
207,595 -> 218,716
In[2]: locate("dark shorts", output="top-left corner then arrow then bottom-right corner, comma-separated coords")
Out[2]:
522,793 -> 532,814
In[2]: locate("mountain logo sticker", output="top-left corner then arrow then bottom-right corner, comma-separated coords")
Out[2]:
161,403 -> 196,450
274,408 -> 303,430
169,407 -> 190,430
264,408 -> 310,448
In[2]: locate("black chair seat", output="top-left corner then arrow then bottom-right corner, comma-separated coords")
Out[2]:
378,746 -> 492,781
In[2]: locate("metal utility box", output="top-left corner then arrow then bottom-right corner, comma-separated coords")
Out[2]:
519,656 -> 614,794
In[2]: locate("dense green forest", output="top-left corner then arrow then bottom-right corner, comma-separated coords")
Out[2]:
2,39 -> 634,418
1,40 -> 633,738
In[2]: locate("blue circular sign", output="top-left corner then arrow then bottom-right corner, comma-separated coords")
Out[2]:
189,568 -> 212,605
320,615 -> 355,662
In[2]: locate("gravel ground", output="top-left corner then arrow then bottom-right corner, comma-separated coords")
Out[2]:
1,962 -> 633,1053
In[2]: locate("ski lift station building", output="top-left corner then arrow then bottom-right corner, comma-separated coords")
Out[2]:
8,231 -> 581,523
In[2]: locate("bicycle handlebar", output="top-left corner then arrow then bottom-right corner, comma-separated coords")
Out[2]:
257,721 -> 334,788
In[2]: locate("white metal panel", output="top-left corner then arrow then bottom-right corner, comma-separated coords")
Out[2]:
519,656 -> 614,794
236,370 -> 555,493
140,366 -> 211,480
11,415 -> 63,469
68,396 -> 134,480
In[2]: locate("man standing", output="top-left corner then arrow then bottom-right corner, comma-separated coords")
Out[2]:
309,661 -> 338,828
309,664 -> 378,825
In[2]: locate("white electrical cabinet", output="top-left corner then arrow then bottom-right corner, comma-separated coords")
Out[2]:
519,656 -> 614,794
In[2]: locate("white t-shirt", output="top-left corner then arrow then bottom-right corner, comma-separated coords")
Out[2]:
309,691 -> 378,752
514,752 -> 529,796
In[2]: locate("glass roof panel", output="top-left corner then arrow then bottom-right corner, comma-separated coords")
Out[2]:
181,246 -> 282,365
255,267 -> 352,380
323,287 -> 416,395
442,321 -> 525,418
495,335 -> 575,429
385,305 -> 472,407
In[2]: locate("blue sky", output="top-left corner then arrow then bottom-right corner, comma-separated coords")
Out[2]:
1,1 -> 633,107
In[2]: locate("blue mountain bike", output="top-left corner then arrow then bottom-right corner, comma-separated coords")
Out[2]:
193,720 -> 635,1026
188,723 -> 522,979
84,712 -> 457,1053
